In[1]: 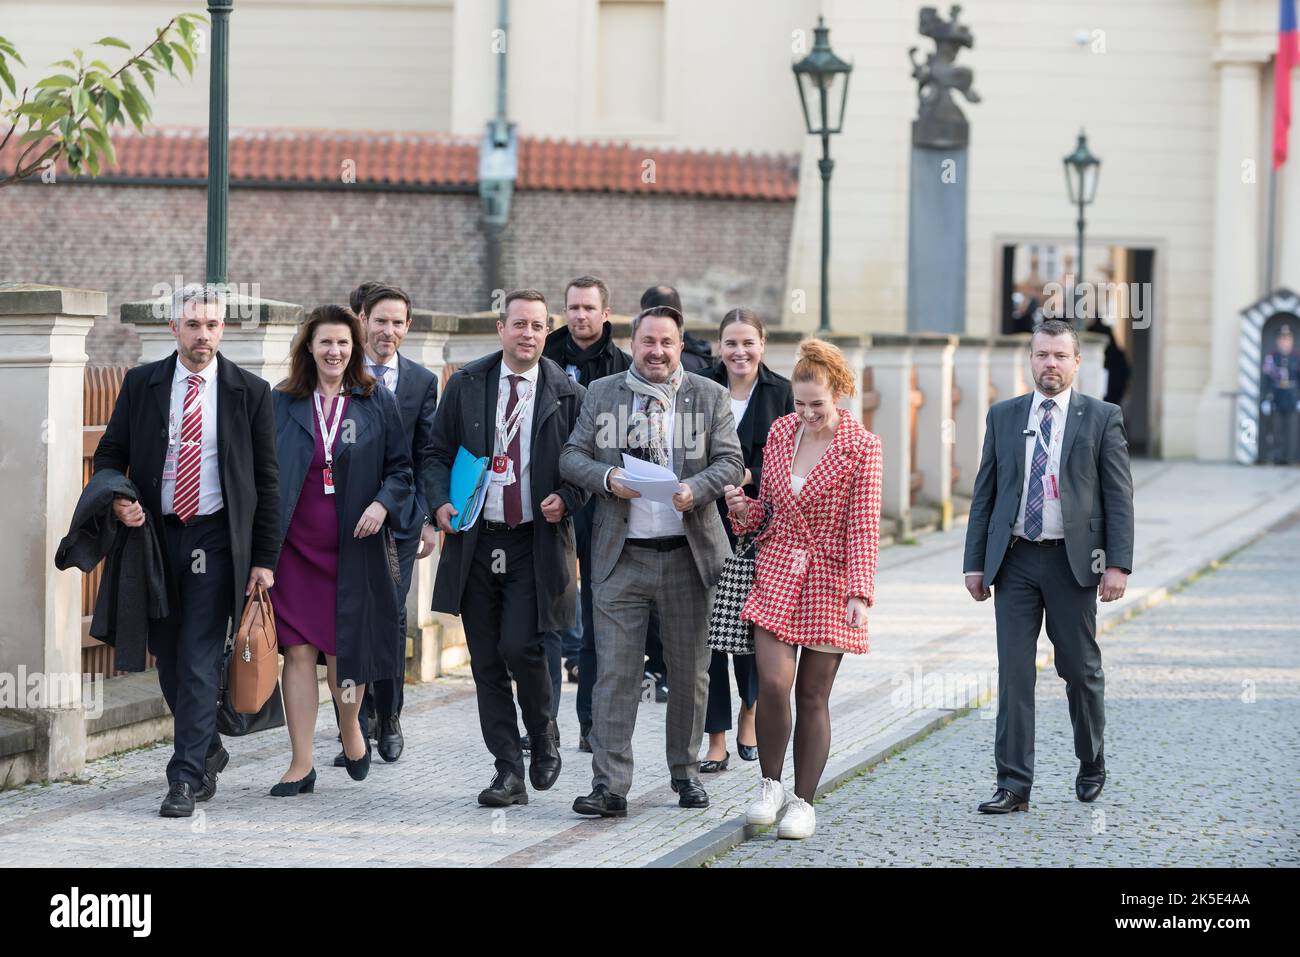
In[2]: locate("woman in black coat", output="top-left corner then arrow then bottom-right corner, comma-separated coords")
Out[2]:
268,305 -> 412,794
701,309 -> 794,771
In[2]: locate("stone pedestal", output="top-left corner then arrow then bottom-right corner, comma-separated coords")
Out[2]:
121,294 -> 304,384
952,338 -> 991,497
0,282 -> 103,782
911,335 -> 957,527
907,147 -> 968,334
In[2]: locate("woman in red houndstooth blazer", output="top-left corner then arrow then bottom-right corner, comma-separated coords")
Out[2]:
723,339 -> 882,839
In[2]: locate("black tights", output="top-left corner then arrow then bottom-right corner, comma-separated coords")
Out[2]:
753,627 -> 842,801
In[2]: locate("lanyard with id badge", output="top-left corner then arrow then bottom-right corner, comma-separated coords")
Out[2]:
490,377 -> 534,497
314,392 -> 346,495
1033,403 -> 1062,502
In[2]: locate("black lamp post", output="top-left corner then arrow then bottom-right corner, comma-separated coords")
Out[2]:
1062,129 -> 1100,319
206,0 -> 233,287
793,16 -> 852,336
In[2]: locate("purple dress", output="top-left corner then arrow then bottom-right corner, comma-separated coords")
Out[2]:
272,394 -> 347,656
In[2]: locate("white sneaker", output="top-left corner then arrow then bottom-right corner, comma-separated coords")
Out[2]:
777,797 -> 816,839
745,777 -> 787,826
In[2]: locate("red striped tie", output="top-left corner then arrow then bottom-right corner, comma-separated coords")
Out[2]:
173,374 -> 204,522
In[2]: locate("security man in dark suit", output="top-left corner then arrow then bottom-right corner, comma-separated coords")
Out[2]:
963,318 -> 1134,813
427,289 -> 589,807
328,282 -> 439,765
94,284 -> 281,817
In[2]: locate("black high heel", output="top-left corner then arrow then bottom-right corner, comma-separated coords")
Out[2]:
269,767 -> 316,797
343,740 -> 371,781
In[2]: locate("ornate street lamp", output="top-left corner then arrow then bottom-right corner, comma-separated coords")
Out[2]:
793,16 -> 852,336
206,0 -> 233,286
1063,129 -> 1101,317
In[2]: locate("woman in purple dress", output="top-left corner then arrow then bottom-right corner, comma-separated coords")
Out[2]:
269,305 -> 412,795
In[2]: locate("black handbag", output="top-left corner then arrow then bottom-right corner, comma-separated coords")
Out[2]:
707,501 -> 773,655
216,629 -> 285,736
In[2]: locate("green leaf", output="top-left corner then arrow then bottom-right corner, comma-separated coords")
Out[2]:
59,114 -> 73,141
0,36 -> 25,65
86,126 -> 116,167
70,85 -> 88,115
134,61 -> 157,92
50,59 -> 76,70
17,127 -> 56,145
84,148 -> 101,176
88,71 -> 123,101
0,57 -> 14,97
169,41 -> 193,74
176,18 -> 194,46
102,91 -> 120,124
72,48 -> 84,63
33,74 -> 77,89
150,40 -> 174,74
94,37 -> 132,51
89,60 -> 113,73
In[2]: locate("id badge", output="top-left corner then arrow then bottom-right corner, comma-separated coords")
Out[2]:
162,447 -> 178,482
490,454 -> 515,485
323,466 -> 336,495
1043,473 -> 1059,500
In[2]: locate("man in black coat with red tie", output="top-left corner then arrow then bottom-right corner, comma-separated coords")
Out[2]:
93,284 -> 281,818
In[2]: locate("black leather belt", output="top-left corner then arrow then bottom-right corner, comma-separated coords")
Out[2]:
626,536 -> 688,552
480,519 -> 533,533
164,508 -> 226,528
1014,535 -> 1064,547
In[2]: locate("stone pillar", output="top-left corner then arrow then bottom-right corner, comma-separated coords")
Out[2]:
990,335 -> 1031,403
866,337 -> 914,533
121,294 -> 304,383
828,334 -> 869,424
952,338 -> 991,498
911,335 -> 956,526
1077,331 -> 1108,399
1198,53 -> 1267,460
0,283 -> 104,782
402,310 -> 458,682
1280,66 -> 1300,292
907,149 -> 967,334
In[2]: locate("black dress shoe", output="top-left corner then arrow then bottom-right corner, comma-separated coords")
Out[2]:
478,769 -> 528,807
269,768 -> 316,797
343,740 -> 371,782
737,742 -> 759,762
529,730 -> 562,791
520,733 -> 531,755
572,785 -> 627,817
670,777 -> 709,808
977,788 -> 1029,813
653,674 -> 669,703
159,782 -> 195,818
698,752 -> 730,774
377,715 -> 404,763
365,711 -> 379,741
1076,762 -> 1107,802
578,721 -> 592,753
195,745 -> 230,802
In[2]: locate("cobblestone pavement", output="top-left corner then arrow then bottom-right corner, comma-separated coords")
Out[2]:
711,510 -> 1300,867
2,462 -> 1298,867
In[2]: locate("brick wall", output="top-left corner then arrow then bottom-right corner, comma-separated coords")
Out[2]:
1,182 -> 794,366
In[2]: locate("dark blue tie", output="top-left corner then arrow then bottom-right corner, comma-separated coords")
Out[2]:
1024,399 -> 1055,540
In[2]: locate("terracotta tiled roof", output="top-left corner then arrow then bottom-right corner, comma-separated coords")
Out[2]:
40,127 -> 799,200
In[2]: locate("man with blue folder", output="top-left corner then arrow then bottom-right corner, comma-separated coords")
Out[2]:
427,289 -> 589,807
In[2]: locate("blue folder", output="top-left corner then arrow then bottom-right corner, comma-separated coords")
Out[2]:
449,446 -> 489,532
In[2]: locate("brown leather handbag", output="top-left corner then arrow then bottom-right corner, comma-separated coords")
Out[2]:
230,583 -> 279,714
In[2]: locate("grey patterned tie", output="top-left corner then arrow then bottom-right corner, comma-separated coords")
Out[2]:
370,363 -> 390,392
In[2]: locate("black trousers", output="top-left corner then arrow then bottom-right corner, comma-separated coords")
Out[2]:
705,650 -> 757,734
152,513 -> 234,789
369,530 -> 420,721
462,523 -> 553,778
992,537 -> 1105,799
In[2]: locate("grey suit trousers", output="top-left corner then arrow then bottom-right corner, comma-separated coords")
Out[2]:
993,537 -> 1105,798
589,541 -> 715,796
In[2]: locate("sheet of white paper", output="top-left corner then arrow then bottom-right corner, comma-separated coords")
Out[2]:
619,454 -> 680,505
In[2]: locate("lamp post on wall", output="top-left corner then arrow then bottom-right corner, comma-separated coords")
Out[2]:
1063,129 -> 1101,320
206,0 -> 233,286
793,16 -> 852,336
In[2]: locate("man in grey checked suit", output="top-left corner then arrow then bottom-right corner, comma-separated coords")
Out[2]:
964,319 -> 1134,814
560,305 -> 743,816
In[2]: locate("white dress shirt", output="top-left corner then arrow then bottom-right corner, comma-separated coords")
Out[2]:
483,360 -> 537,523
369,352 -> 400,393
1012,386 -> 1071,540
626,393 -> 685,539
161,356 -> 224,517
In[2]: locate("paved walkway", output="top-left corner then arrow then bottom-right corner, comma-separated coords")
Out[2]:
2,461 -> 1298,866
712,506 -> 1300,867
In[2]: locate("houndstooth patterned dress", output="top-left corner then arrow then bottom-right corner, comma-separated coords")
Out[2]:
729,412 -> 883,654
